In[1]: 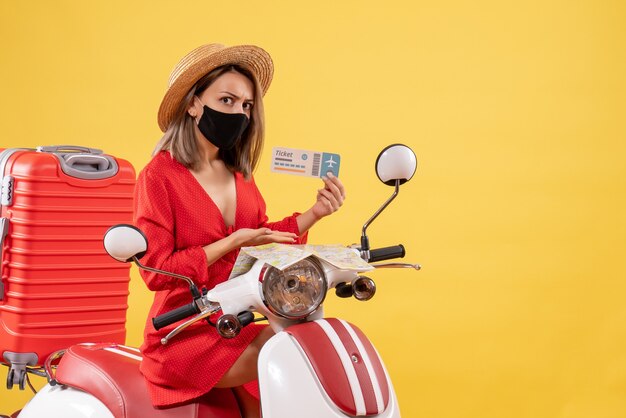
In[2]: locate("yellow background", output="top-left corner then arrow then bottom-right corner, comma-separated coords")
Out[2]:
1,1 -> 625,417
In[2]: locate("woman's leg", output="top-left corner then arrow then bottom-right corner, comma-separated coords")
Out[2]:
215,326 -> 274,418
214,326 -> 274,388
232,385 -> 260,418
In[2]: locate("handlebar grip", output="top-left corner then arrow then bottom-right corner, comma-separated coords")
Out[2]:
368,244 -> 406,262
152,302 -> 200,330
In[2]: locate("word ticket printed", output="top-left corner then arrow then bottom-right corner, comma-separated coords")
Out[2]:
271,147 -> 340,178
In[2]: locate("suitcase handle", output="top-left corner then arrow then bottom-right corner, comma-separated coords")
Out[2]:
59,154 -> 119,180
37,145 -> 103,155
36,145 -> 120,179
0,217 -> 9,301
36,145 -> 119,180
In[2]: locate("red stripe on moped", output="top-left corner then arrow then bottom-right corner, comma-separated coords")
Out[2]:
286,318 -> 390,416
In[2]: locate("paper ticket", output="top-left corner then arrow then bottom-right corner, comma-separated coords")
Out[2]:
271,147 -> 340,178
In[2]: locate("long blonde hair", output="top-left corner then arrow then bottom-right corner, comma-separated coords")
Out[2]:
153,65 -> 265,178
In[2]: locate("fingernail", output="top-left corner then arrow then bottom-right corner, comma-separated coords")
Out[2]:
327,172 -> 335,178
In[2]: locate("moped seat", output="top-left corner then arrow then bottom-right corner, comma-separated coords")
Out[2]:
54,343 -> 240,418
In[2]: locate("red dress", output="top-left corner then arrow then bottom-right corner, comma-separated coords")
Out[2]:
134,151 -> 307,407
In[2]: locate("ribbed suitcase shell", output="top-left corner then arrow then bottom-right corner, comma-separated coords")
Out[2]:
0,146 -> 135,368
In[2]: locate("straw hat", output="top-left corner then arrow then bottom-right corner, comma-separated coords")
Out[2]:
157,43 -> 274,132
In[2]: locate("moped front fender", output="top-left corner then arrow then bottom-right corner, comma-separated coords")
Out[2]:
258,318 -> 401,418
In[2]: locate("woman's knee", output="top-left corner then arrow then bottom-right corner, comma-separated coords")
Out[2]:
215,326 -> 274,388
249,326 -> 274,353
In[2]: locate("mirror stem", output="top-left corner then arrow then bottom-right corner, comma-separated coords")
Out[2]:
361,179 -> 401,259
132,256 -> 201,298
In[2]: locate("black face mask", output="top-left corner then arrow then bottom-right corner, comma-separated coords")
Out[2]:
196,104 -> 250,150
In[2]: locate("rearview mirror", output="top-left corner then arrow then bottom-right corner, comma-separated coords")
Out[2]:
103,224 -> 147,262
375,144 -> 417,186
360,144 -> 418,260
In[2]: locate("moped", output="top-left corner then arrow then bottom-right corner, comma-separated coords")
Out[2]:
6,144 -> 420,418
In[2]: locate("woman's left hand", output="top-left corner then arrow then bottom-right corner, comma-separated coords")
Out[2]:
310,173 -> 346,220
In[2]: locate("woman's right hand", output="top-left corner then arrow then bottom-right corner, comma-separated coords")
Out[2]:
231,228 -> 297,248
203,228 -> 297,267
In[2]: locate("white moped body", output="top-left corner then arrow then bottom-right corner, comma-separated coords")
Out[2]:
17,330 -> 399,417
18,258 -> 401,418
18,384 -> 114,418
259,323 -> 400,418
19,328 -> 399,418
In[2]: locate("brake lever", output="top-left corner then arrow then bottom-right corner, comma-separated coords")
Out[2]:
371,262 -> 421,270
161,303 -> 221,345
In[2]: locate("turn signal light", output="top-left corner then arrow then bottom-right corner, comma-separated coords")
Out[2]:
352,276 -> 376,301
216,314 -> 242,339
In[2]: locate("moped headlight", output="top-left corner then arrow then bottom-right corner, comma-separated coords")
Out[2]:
261,257 -> 327,319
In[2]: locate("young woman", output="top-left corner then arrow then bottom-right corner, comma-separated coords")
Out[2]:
134,43 -> 345,417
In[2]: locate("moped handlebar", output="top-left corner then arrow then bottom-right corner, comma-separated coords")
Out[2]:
153,302 -> 200,330
368,244 -> 405,262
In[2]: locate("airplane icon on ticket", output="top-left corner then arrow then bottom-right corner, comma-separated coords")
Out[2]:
320,152 -> 340,177
325,155 -> 338,169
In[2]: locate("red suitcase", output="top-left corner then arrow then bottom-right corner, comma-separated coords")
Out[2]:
0,145 -> 136,389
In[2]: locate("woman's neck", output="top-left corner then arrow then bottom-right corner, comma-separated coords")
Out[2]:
195,128 -> 221,165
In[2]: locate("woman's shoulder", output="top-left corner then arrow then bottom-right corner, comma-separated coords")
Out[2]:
137,151 -> 187,186
236,171 -> 259,188
140,151 -> 183,176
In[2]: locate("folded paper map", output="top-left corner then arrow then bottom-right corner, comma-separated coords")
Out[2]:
229,243 -> 373,279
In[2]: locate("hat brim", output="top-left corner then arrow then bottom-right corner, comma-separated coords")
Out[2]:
157,44 -> 273,132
